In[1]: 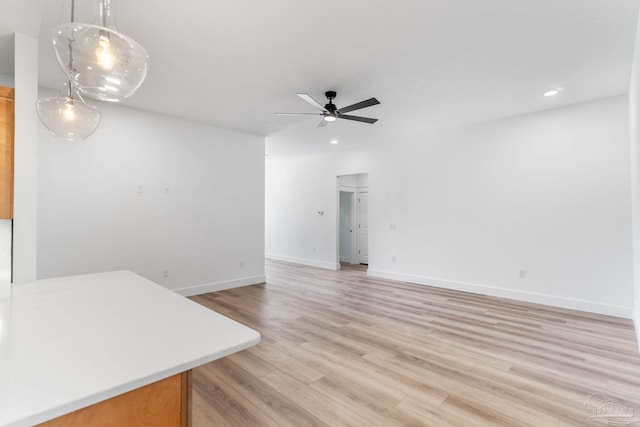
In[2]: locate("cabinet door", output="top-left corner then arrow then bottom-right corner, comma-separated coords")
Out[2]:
0,86 -> 14,220
38,371 -> 192,427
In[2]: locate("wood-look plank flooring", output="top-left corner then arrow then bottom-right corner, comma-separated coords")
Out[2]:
190,260 -> 640,426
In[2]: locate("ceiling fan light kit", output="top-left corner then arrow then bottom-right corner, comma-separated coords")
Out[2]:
276,91 -> 380,127
38,0 -> 148,141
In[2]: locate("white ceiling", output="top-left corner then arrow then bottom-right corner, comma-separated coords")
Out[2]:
1,0 -> 639,154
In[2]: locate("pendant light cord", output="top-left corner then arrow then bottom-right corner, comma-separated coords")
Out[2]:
67,0 -> 76,99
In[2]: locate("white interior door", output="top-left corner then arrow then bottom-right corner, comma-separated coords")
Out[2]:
358,191 -> 369,264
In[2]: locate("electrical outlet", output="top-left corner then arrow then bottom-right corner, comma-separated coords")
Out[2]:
162,269 -> 169,278
392,256 -> 396,263
137,185 -> 144,194
312,248 -> 316,253
239,261 -> 244,268
518,269 -> 527,278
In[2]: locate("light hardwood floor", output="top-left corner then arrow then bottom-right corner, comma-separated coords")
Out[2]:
190,260 -> 640,426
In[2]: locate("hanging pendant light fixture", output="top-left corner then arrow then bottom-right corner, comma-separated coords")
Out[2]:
52,0 -> 149,103
36,81 -> 101,141
36,0 -> 101,141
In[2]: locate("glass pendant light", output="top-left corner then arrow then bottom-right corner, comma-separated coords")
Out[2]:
52,0 -> 149,103
36,0 -> 101,141
36,81 -> 101,141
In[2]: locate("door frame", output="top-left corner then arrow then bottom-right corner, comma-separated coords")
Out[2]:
338,191 -> 357,264
356,189 -> 369,264
336,173 -> 369,269
338,186 -> 358,264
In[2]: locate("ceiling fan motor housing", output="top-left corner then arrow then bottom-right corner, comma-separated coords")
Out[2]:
324,91 -> 338,112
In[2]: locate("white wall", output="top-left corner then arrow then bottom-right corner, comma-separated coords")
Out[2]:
266,96 -> 634,317
12,33 -> 38,283
338,173 -> 368,188
37,98 -> 266,295
265,152 -> 342,269
629,9 -> 640,347
0,75 -> 14,87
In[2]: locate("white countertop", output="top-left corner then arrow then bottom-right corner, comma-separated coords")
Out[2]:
0,271 -> 260,427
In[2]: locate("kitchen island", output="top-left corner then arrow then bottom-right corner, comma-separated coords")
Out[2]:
0,271 -> 260,426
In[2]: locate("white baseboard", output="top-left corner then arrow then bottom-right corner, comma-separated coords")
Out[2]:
367,269 -> 633,319
174,275 -> 266,297
265,253 -> 339,270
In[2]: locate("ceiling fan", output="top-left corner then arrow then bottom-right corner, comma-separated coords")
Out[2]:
276,91 -> 380,127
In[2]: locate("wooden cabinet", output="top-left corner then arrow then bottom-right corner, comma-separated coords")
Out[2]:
37,371 -> 192,427
0,86 -> 14,220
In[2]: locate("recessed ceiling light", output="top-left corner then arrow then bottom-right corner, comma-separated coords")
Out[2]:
544,88 -> 563,97
330,139 -> 339,145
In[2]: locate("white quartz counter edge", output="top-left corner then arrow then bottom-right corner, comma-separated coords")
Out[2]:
0,271 -> 261,427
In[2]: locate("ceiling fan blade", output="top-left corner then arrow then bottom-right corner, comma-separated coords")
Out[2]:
275,112 -> 323,116
317,118 -> 328,128
338,114 -> 378,124
336,97 -> 380,114
297,93 -> 327,111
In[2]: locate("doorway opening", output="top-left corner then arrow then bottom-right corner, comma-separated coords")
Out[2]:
337,173 -> 368,271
